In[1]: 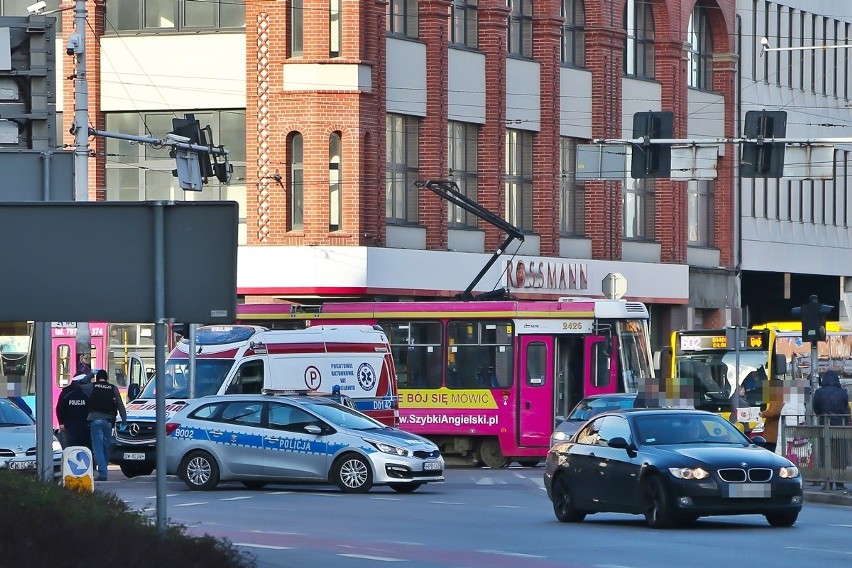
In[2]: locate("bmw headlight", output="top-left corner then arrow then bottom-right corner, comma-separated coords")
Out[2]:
778,466 -> 800,479
365,439 -> 409,457
669,467 -> 710,480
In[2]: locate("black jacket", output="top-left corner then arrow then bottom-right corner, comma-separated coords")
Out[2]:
56,381 -> 91,426
812,371 -> 851,425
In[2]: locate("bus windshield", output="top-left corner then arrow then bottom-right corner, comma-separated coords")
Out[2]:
675,350 -> 768,405
138,359 -> 234,399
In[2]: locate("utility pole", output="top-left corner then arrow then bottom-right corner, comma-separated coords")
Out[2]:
71,0 -> 88,202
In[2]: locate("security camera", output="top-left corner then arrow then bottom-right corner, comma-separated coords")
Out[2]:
760,37 -> 770,47
26,1 -> 47,14
66,34 -> 81,56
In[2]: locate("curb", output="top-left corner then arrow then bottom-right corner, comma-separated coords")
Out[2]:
804,489 -> 852,506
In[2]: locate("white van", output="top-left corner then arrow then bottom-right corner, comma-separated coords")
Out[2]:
112,324 -> 399,477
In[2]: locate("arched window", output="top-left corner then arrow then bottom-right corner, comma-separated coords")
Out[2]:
687,5 -> 713,89
561,0 -> 585,67
329,132 -> 342,231
288,133 -> 304,231
624,0 -> 654,79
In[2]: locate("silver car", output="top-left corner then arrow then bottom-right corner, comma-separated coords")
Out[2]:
165,394 -> 444,493
0,398 -> 62,477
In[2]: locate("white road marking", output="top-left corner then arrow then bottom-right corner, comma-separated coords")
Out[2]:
173,502 -> 207,507
830,524 -> 852,528
787,546 -> 852,556
475,477 -> 505,485
379,540 -> 426,547
221,496 -> 253,501
429,500 -> 465,505
250,530 -> 305,536
147,494 -> 180,499
494,505 -> 527,509
267,491 -> 292,495
477,550 -> 545,559
338,554 -> 406,562
371,496 -> 402,501
234,543 -> 294,550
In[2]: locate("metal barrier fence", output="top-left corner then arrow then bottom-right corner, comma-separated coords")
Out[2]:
780,415 -> 851,489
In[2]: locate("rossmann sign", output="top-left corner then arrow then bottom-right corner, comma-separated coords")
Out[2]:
505,259 -> 588,291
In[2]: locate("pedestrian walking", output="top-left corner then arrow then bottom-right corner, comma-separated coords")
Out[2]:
812,370 -> 851,490
56,371 -> 93,449
759,380 -> 784,453
87,369 -> 127,481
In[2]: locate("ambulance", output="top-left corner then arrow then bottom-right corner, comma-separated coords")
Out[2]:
112,324 -> 399,478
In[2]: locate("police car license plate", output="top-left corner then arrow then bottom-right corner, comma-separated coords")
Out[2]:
9,460 -> 36,470
423,461 -> 441,471
123,453 -> 146,461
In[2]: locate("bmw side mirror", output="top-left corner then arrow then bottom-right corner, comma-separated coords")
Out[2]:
750,435 -> 768,448
608,437 -> 632,450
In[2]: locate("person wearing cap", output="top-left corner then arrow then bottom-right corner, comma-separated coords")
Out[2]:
87,369 -> 127,481
55,372 -> 93,449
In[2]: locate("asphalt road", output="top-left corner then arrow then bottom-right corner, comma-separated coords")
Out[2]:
103,465 -> 852,568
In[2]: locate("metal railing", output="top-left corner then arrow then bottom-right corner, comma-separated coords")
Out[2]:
780,415 -> 851,489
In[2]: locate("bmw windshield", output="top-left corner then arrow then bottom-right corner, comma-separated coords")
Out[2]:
138,359 -> 234,399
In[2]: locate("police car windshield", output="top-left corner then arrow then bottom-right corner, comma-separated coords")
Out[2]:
138,359 -> 234,399
307,401 -> 387,431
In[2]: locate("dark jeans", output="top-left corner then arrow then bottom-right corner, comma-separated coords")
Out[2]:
89,419 -> 114,480
62,422 -> 92,449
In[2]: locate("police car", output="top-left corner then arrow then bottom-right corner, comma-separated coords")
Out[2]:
164,394 -> 444,493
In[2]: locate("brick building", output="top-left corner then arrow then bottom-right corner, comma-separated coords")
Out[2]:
13,0 -> 849,355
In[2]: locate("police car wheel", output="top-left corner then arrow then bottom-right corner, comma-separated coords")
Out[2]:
333,453 -> 373,493
179,450 -> 220,491
389,482 -> 422,493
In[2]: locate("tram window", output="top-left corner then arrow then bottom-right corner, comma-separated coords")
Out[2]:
447,321 -> 513,389
526,342 -> 547,387
56,344 -> 71,388
591,341 -> 611,388
383,321 -> 443,389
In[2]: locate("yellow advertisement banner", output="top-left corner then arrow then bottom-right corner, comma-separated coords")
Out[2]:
399,388 -> 498,409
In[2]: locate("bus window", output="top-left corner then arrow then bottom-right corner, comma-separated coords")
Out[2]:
383,321 -> 442,389
447,321 -> 513,389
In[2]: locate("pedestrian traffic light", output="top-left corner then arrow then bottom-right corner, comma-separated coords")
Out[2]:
740,110 -> 787,178
631,111 -> 674,178
791,294 -> 833,343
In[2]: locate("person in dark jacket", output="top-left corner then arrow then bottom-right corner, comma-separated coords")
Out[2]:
812,370 -> 851,490
56,372 -> 94,449
87,369 -> 127,481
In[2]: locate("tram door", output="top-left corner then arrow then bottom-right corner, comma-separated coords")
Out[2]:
583,336 -> 618,397
554,335 -> 584,421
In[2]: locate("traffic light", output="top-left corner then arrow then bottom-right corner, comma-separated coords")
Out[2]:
170,114 -> 215,179
631,111 -> 673,178
791,294 -> 833,343
740,110 -> 787,177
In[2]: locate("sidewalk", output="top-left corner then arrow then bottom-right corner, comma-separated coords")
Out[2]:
803,482 -> 852,506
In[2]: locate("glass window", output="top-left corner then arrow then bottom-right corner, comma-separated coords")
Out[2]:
591,340 -> 611,388
227,360 -> 264,395
220,401 -> 263,426
103,0 -> 244,32
269,403 -> 319,432
623,0 -> 654,79
291,0 -> 303,57
329,132 -> 342,231
387,0 -> 418,39
687,5 -> 713,90
288,132 -> 304,231
447,321 -> 513,389
382,321 -> 443,389
447,121 -> 478,228
505,129 -> 533,231
623,173 -> 654,240
575,416 -> 604,445
525,341 -> 547,387
451,0 -> 478,48
561,0 -> 585,67
560,137 -> 585,236
597,415 -> 631,445
55,344 -> 71,388
507,0 -> 533,58
330,0 -> 342,57
386,114 -> 420,224
687,180 -> 714,246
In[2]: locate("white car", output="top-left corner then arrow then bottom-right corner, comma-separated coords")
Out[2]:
165,394 -> 444,493
0,398 -> 62,477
